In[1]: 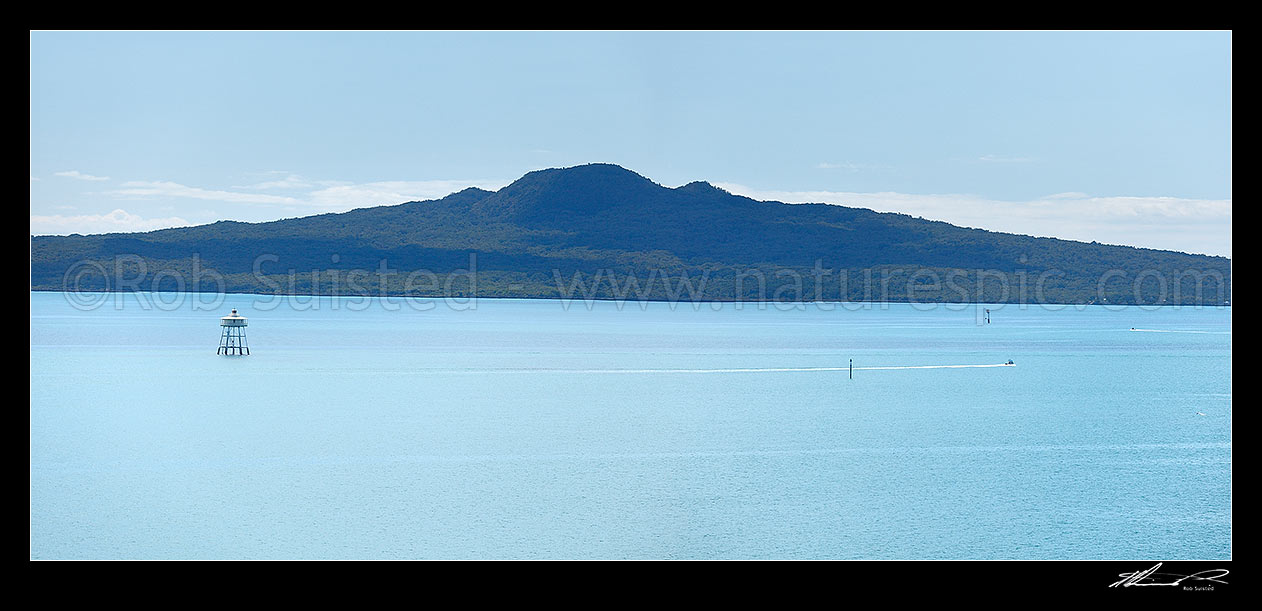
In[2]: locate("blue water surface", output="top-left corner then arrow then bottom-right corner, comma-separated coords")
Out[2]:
30,292 -> 1232,559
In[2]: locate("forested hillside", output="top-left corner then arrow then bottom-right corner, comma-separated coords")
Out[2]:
31,164 -> 1231,305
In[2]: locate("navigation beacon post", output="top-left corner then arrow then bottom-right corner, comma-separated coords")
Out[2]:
217,308 -> 249,355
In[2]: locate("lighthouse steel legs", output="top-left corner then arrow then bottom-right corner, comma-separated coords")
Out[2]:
218,324 -> 249,355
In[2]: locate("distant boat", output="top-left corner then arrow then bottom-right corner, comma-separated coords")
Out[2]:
1006,359 -> 1014,365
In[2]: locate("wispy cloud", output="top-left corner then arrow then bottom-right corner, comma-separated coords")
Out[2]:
815,161 -> 890,172
978,154 -> 1034,163
110,181 -> 306,206
104,177 -> 509,213
30,209 -> 193,235
714,183 -> 1232,257
233,173 -> 316,190
54,170 -> 111,181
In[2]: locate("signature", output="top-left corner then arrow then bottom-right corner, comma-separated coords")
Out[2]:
1109,563 -> 1229,588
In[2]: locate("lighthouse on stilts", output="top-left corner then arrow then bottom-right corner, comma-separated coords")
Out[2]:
218,308 -> 249,355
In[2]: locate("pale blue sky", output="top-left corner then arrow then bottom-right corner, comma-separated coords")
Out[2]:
30,31 -> 1231,256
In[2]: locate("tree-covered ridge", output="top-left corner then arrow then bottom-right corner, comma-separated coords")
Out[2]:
30,163 -> 1231,305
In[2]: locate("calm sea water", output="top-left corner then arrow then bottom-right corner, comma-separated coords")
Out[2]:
29,291 -> 1231,559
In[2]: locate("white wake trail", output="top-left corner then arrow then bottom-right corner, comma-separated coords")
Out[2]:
409,363 -> 1016,375
853,363 -> 1016,371
1129,328 -> 1229,335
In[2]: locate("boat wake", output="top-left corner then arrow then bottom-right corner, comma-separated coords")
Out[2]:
411,363 -> 1017,375
1129,328 -> 1229,334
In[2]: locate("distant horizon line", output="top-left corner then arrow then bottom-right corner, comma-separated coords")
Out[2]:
27,289 -> 1234,310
